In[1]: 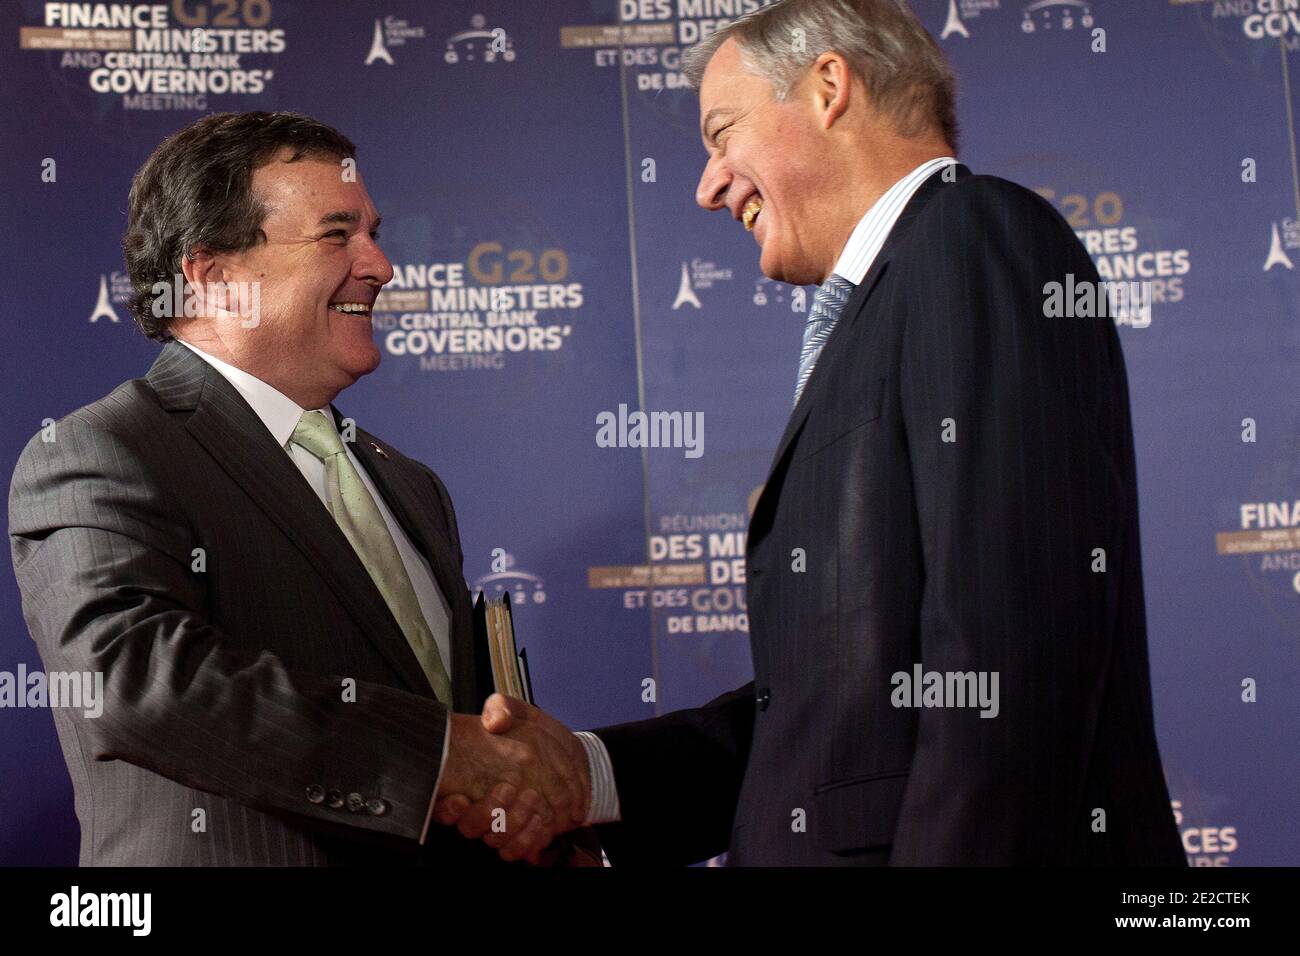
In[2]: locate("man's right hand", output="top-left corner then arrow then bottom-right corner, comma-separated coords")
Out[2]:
434,695 -> 589,862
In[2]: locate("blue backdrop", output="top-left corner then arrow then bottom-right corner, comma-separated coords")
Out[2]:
0,0 -> 1295,866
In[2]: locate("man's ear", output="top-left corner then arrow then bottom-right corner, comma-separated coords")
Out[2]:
180,246 -> 213,293
811,51 -> 852,129
179,245 -> 223,317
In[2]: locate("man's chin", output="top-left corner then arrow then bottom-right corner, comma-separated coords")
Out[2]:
758,255 -> 802,288
758,252 -> 784,284
758,242 -> 812,287
341,343 -> 382,381
357,347 -> 382,376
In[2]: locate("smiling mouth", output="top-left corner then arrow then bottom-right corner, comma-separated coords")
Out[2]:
329,302 -> 371,315
742,195 -> 764,231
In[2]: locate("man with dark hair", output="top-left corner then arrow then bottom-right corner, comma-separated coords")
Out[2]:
440,0 -> 1185,866
8,111 -> 589,865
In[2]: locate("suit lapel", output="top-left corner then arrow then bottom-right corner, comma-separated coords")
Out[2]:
340,417 -> 461,608
765,257 -> 892,472
148,341 -> 438,699
345,421 -> 478,713
753,163 -> 970,530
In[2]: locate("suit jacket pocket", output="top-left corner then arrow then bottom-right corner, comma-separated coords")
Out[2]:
813,769 -> 909,853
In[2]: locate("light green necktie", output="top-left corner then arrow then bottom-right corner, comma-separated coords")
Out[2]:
289,410 -> 453,703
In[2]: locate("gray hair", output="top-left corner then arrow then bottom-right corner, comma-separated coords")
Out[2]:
681,0 -> 958,152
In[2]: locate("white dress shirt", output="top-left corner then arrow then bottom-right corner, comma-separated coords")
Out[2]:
174,338 -> 453,842
831,155 -> 956,285
577,156 -> 959,828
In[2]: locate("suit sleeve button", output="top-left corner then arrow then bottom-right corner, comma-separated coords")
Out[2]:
366,798 -> 390,817
305,784 -> 325,804
326,790 -> 345,809
346,792 -> 366,813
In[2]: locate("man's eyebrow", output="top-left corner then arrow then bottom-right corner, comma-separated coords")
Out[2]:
701,108 -> 736,142
316,210 -> 382,231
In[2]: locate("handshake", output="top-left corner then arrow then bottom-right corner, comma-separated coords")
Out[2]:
433,693 -> 595,865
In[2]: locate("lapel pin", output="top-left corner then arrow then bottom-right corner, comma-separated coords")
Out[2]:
369,442 -> 389,460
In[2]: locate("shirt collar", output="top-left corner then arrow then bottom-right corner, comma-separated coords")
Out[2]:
831,156 -> 957,286
174,338 -> 333,448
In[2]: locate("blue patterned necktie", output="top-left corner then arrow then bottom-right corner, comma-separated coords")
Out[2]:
794,273 -> 855,405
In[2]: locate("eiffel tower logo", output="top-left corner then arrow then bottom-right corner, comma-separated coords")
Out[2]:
365,19 -> 393,65
672,262 -> 701,310
1263,222 -> 1293,271
941,0 -> 969,40
89,275 -> 120,323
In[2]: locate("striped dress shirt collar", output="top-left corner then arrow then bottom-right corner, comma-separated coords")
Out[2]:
832,155 -> 958,286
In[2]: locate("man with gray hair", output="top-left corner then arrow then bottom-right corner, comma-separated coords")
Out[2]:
439,0 -> 1184,866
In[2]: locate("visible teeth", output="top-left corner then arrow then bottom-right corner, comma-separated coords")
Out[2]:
742,195 -> 763,231
329,303 -> 370,314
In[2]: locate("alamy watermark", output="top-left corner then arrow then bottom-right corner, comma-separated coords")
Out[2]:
1043,273 -> 1151,328
891,664 -> 999,718
50,886 -> 150,936
0,665 -> 103,718
596,403 -> 704,459
151,275 -> 262,327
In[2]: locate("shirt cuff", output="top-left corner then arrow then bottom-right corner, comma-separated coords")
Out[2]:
575,731 -> 622,824
419,716 -> 452,845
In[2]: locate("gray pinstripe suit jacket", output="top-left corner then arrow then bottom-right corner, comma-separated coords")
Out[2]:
8,339 -> 502,866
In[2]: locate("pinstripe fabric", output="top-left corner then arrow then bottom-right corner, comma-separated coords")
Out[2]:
832,156 -> 957,285
796,158 -> 955,407
594,167 -> 1185,866
176,338 -> 456,679
8,340 -> 502,866
290,411 -> 453,703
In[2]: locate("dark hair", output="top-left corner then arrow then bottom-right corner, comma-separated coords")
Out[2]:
122,111 -> 356,340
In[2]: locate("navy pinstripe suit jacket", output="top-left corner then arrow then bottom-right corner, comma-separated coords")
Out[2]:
594,166 -> 1186,866
9,340 -> 504,866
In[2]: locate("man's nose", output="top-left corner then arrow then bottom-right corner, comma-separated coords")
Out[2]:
355,235 -> 394,287
696,156 -> 730,212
